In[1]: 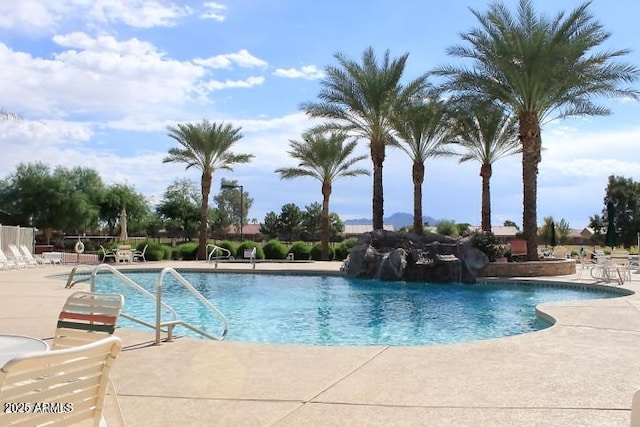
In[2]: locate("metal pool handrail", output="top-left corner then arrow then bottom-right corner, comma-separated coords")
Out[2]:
156,267 -> 228,344
206,243 -> 234,268
65,264 -> 227,344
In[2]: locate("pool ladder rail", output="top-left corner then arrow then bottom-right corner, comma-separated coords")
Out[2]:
65,264 -> 228,344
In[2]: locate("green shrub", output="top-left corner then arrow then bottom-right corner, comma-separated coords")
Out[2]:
262,239 -> 288,260
335,238 -> 357,260
177,242 -> 199,260
436,219 -> 459,237
235,241 -> 265,259
310,243 -> 335,261
469,231 -> 503,262
137,240 -> 169,261
288,241 -> 311,260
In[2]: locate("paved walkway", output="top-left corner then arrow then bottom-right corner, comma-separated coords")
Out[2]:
1,260 -> 639,426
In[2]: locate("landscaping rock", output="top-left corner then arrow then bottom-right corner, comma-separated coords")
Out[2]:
344,230 -> 489,283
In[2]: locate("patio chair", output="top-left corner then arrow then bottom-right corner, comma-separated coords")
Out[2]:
132,244 -> 148,262
19,244 -> 53,266
509,239 -> 527,261
8,244 -> 36,267
100,245 -> 116,263
0,248 -> 18,269
0,336 -> 123,427
574,249 -> 597,280
53,291 -> 125,349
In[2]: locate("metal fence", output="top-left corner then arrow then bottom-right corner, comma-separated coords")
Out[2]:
0,225 -> 35,254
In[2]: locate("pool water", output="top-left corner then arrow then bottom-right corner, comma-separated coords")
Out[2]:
92,272 -> 620,346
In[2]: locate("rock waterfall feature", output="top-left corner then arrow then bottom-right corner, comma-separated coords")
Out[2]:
344,230 -> 489,283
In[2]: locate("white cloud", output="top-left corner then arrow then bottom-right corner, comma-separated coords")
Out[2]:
194,49 -> 268,69
202,76 -> 265,91
273,65 -> 325,80
200,2 -> 227,22
0,0 -> 192,32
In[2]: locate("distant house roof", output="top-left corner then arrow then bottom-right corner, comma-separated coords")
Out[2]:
344,224 -> 395,235
227,224 -> 262,235
466,225 -> 518,237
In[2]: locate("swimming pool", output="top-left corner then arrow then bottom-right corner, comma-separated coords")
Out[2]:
91,272 -> 623,346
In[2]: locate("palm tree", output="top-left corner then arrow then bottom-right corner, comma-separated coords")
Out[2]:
390,95 -> 454,235
164,120 -> 253,260
275,129 -> 369,260
301,47 -> 426,230
446,98 -> 520,232
433,0 -> 639,259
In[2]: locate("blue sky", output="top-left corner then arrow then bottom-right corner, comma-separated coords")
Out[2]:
0,0 -> 639,230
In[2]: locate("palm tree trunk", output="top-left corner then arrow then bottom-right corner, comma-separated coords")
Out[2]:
321,182 -> 331,260
412,162 -> 425,235
198,172 -> 212,260
371,140 -> 385,230
480,162 -> 492,233
519,112 -> 542,260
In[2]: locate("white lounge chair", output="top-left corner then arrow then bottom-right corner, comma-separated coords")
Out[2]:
19,244 -> 53,266
0,249 -> 18,270
8,244 -> 35,268
0,336 -> 123,427
0,248 -> 23,269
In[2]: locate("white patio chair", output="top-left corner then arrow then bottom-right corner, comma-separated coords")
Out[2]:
0,247 -> 23,269
0,336 -> 123,427
100,245 -> 116,263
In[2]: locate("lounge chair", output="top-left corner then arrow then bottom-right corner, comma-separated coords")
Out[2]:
132,244 -> 148,262
0,248 -> 17,269
100,245 -> 116,263
574,250 -> 597,280
19,244 -> 53,266
0,336 -> 123,427
8,244 -> 36,267
0,247 -> 24,269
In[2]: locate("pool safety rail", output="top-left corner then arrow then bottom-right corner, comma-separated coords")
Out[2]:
64,264 -> 228,344
206,244 -> 234,268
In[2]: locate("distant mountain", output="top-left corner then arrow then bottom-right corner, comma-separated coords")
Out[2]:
344,212 -> 438,229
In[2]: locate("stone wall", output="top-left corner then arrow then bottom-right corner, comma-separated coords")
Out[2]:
480,259 -> 576,277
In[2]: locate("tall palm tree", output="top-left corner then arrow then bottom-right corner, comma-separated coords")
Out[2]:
164,120 -> 253,260
301,47 -> 427,230
275,129 -> 369,260
433,0 -> 639,259
390,95 -> 454,235
446,98 -> 520,232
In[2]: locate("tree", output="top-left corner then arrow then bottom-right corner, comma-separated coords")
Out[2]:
278,203 -> 304,243
214,178 -> 253,238
100,183 -> 148,235
302,47 -> 426,230
276,129 -> 369,259
156,179 -> 200,241
556,218 -> 571,245
260,211 -> 280,239
602,175 -> 640,247
391,94 -> 453,234
301,202 -> 345,242
164,120 -> 253,259
433,0 -> 639,259
503,220 -> 519,230
445,98 -> 520,232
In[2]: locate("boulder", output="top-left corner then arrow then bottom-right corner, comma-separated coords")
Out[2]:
344,230 -> 489,284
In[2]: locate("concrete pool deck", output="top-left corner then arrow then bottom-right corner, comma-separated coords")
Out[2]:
1,260 -> 640,426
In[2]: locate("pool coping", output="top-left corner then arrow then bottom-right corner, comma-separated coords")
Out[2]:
2,260 -> 640,426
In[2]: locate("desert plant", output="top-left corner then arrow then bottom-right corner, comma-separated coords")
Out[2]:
288,241 -> 311,260
469,230 -> 504,262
